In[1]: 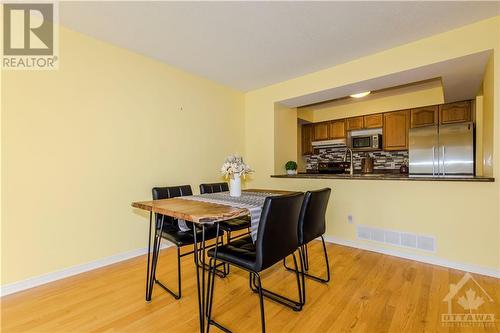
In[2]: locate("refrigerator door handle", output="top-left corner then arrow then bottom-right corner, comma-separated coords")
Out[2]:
432,146 -> 435,176
442,146 -> 446,176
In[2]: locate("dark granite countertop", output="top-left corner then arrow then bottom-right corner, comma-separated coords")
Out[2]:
271,172 -> 495,182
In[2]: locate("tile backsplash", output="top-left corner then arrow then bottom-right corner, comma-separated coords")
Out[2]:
306,148 -> 408,171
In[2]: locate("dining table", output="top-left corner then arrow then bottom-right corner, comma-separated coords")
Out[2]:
131,188 -> 295,333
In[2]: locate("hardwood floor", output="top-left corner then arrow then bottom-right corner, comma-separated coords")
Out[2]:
2,240 -> 499,332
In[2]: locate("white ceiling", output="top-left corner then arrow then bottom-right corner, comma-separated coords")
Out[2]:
60,1 -> 500,92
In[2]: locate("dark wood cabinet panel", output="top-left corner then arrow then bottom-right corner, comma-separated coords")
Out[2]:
383,110 -> 410,150
313,122 -> 329,141
440,101 -> 471,124
329,120 -> 346,139
411,105 -> 438,128
299,100 -> 473,155
346,117 -> 364,131
301,124 -> 313,155
364,114 -> 383,128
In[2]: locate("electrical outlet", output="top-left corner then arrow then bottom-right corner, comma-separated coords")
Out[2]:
347,214 -> 353,224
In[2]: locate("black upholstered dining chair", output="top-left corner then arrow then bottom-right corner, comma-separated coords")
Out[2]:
206,192 -> 305,333
200,182 -> 251,274
283,187 -> 332,306
148,185 -> 222,300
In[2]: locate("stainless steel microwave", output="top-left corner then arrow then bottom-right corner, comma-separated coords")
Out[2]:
350,134 -> 382,151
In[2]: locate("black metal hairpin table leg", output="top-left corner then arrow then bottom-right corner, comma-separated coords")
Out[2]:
194,223 -> 220,333
193,224 -> 204,333
146,214 -> 165,301
145,212 -> 153,301
192,223 -> 231,333
206,223 -> 232,333
146,212 -> 163,301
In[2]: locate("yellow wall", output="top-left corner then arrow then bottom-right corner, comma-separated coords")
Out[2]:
482,53 -> 495,177
274,104 -> 298,174
2,15 -> 499,288
246,16 -> 500,271
302,79 -> 444,122
475,94 -> 484,176
296,108 -> 314,123
1,27 -> 245,285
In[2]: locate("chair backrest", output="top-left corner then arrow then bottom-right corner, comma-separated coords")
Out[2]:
298,188 -> 331,245
152,185 -> 193,229
255,192 -> 304,271
199,182 -> 229,194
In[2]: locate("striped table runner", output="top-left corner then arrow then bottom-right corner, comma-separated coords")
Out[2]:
181,191 -> 280,242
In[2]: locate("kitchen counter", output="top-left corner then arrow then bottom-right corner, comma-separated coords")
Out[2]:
271,173 -> 495,182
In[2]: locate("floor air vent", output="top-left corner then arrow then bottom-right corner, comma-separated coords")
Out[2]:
356,225 -> 436,252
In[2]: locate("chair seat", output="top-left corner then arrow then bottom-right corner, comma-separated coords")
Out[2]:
207,235 -> 257,271
219,215 -> 251,232
159,224 -> 221,247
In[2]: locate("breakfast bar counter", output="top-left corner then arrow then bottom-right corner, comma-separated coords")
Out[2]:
271,173 -> 495,182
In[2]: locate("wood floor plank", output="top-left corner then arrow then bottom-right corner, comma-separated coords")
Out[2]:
1,241 -> 499,333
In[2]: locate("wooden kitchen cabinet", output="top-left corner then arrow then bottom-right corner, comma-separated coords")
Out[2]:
313,122 -> 330,141
346,114 -> 382,130
440,101 -> 471,124
346,116 -> 364,131
364,113 -> 383,128
329,120 -> 346,139
383,110 -> 410,150
301,124 -> 313,155
411,105 -> 438,128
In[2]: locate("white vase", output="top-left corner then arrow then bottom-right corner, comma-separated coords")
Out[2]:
229,175 -> 242,197
287,169 -> 297,175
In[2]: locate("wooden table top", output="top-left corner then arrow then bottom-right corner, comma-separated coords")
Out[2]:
131,189 -> 296,224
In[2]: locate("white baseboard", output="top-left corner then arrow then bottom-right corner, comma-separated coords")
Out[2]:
1,242 -> 172,297
323,235 -> 500,279
3,236 -> 497,297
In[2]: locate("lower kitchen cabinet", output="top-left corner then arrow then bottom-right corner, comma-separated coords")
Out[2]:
383,110 -> 410,150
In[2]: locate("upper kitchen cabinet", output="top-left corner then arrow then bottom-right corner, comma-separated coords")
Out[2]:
329,120 -> 346,139
439,101 -> 471,124
364,113 -> 383,128
383,110 -> 410,150
411,105 -> 438,128
301,124 -> 313,155
346,116 -> 364,131
313,122 -> 330,141
347,114 -> 382,130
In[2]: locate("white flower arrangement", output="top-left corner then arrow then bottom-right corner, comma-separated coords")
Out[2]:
220,154 -> 253,179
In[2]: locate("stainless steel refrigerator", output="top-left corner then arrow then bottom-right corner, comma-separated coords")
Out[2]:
409,122 -> 474,177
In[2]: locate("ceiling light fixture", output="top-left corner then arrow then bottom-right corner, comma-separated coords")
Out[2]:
350,91 -> 371,98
